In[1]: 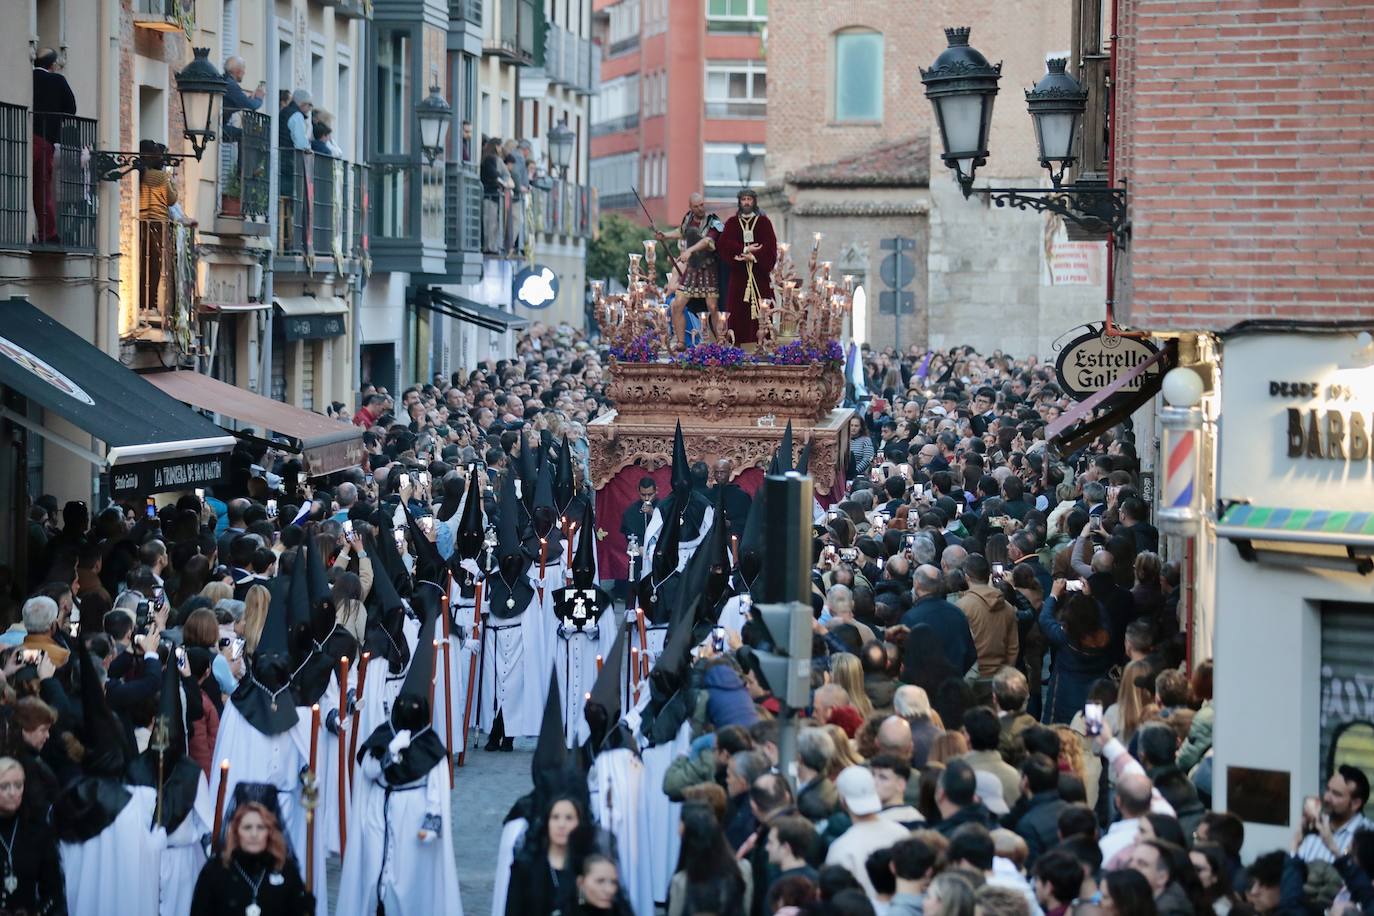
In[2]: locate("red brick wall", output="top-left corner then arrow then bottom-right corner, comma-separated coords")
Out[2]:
1116,0 -> 1374,329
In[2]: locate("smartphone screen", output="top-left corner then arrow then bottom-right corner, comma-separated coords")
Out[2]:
145,497 -> 157,519
343,520 -> 355,540
232,638 -> 245,660
194,488 -> 205,500
394,529 -> 407,551
267,499 -> 278,517
1084,702 -> 1103,736
1066,580 -> 1084,592
992,563 -> 1005,577
400,473 -> 411,489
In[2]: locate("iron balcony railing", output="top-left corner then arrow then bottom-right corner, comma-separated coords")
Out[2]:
452,0 -> 482,26
528,177 -> 596,239
279,147 -> 358,268
484,0 -> 537,63
350,162 -> 369,260
219,109 -> 270,223
444,162 -> 483,254
31,111 -> 97,252
136,217 -> 198,345
0,102 -> 27,248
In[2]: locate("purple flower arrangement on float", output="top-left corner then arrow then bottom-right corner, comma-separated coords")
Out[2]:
610,334 -> 845,367
608,331 -> 661,363
764,339 -> 846,366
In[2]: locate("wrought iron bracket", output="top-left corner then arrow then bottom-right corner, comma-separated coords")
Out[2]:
95,151 -> 197,183
964,181 -> 1130,249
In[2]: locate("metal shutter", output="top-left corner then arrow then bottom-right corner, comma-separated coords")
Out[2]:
1319,602 -> 1374,790
270,339 -> 285,403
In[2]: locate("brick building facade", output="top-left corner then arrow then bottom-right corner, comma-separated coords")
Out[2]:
1112,0 -> 1374,329
590,0 -> 767,225
763,0 -> 1105,357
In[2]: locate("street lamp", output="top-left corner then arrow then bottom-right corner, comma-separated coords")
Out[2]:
97,47 -> 227,181
548,120 -> 575,177
1026,58 -> 1088,188
922,28 -> 1130,246
415,85 -> 453,167
735,143 -> 758,187
175,47 -> 228,162
919,27 -> 1001,190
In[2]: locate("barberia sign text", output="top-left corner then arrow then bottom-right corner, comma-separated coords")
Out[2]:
1272,380 -> 1374,460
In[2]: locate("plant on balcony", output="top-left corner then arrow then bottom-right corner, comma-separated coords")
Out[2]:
608,331 -> 660,363
677,341 -> 748,368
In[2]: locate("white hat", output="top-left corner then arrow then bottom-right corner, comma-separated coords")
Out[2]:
292,88 -> 312,104
975,770 -> 1010,816
836,765 -> 882,817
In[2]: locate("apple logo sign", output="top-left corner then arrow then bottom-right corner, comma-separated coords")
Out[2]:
515,265 -> 559,309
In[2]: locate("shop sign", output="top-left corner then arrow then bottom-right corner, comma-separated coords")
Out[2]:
110,453 -> 227,496
1274,380 -> 1374,461
283,314 -> 346,341
513,265 -> 559,310
1054,325 -> 1162,404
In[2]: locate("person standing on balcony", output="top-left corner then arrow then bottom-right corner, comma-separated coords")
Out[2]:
505,139 -> 529,256
279,90 -> 312,246
220,56 -> 264,141
32,48 -> 77,245
138,140 -> 178,318
480,137 -> 506,255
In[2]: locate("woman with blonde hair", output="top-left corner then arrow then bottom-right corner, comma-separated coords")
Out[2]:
823,723 -> 864,777
238,584 -> 271,656
829,653 -> 872,719
1107,658 -> 1155,745
199,580 -> 232,608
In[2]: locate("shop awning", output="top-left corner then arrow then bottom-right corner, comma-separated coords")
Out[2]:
0,298 -> 234,495
416,289 -> 529,333
1046,343 -> 1172,454
274,296 -> 348,341
142,370 -> 365,477
1218,504 -> 1374,575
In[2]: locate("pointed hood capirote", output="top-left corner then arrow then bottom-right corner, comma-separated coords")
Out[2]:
530,458 -> 564,560
569,498 -> 598,589
356,589 -> 447,784
54,637 -> 134,842
670,421 -> 691,495
231,573 -> 302,736
517,435 -> 539,522
796,433 -> 813,476
454,468 -> 486,561
638,498 -> 682,625
582,622 -> 626,758
554,436 -> 576,516
488,469 -> 535,619
777,420 -> 795,474
361,528 -> 411,674
126,652 -> 202,832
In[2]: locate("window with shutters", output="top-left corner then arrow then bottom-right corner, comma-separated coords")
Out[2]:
1069,0 -> 1111,182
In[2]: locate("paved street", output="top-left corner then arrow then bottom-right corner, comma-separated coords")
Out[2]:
451,742 -> 535,916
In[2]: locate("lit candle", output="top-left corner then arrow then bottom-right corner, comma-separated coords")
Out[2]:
630,646 -> 640,685
212,759 -> 231,849
643,239 -> 657,262
731,534 -> 739,566
596,654 -> 604,674
842,274 -> 854,294
538,537 -> 548,580
812,231 -> 823,251
778,241 -> 790,257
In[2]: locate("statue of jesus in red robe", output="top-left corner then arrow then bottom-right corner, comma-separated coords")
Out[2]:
715,187 -> 777,346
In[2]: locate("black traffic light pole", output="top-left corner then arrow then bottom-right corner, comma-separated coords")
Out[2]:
757,471 -> 815,790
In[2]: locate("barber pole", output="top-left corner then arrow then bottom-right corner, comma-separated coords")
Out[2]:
1157,403 -> 1203,531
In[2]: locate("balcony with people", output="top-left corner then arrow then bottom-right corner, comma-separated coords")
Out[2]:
477,126 -> 595,259
1,50 -> 99,253
276,91 -> 365,272
131,142 -> 199,345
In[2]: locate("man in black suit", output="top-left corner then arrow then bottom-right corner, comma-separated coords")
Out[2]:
32,48 -> 77,244
619,476 -> 658,569
708,458 -> 752,538
970,387 -> 998,437
1118,497 -> 1160,554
